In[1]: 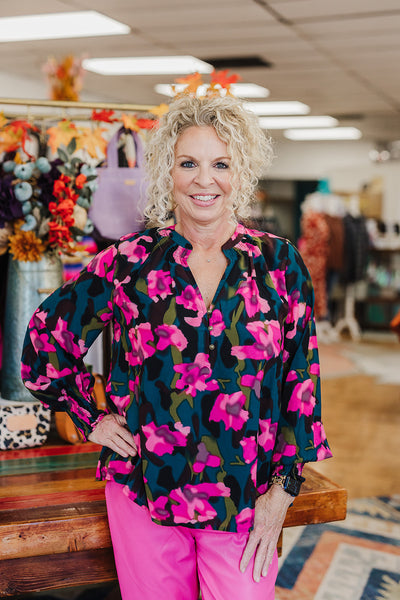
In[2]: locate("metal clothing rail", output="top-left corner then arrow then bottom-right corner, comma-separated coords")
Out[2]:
0,97 -> 155,112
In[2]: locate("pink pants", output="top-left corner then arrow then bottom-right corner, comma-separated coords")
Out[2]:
105,480 -> 278,600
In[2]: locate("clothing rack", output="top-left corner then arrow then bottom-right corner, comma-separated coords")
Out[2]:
0,97 -> 154,112
0,97 -> 155,122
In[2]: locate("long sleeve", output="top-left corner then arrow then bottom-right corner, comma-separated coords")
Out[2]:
21,245 -> 118,439
270,242 -> 332,479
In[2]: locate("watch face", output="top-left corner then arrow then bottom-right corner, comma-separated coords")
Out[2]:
284,477 -> 301,496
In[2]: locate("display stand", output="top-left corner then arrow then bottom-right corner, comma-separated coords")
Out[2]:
335,284 -> 362,341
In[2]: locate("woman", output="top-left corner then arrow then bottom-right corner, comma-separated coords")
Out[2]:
21,94 -> 332,599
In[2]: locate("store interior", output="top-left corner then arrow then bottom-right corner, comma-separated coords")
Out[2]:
0,1 -> 399,599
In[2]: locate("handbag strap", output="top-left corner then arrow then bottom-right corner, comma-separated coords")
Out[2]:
106,127 -> 144,169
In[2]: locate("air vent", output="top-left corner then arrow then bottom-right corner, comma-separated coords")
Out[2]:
204,56 -> 273,69
331,114 -> 364,121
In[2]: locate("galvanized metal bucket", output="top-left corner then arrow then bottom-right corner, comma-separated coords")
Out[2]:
1,254 -> 63,403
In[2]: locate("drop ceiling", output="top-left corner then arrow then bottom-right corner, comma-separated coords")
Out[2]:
0,0 -> 399,141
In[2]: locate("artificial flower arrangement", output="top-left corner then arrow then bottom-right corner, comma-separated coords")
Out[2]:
0,130 -> 98,261
0,112 -> 162,261
0,103 -> 167,261
43,55 -> 86,102
0,69 -> 239,262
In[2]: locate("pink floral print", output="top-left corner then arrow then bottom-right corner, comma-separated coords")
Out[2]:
170,482 -> 230,524
126,323 -> 156,366
231,320 -> 282,360
210,391 -> 249,431
155,324 -> 188,351
142,422 -> 189,456
147,269 -> 175,301
174,353 -> 219,397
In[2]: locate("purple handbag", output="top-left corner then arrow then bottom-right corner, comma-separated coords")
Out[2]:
89,128 -> 147,240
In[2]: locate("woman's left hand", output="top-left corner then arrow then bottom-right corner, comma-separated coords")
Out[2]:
239,484 -> 294,582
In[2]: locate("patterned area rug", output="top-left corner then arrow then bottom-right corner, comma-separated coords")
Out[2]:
276,496 -> 400,600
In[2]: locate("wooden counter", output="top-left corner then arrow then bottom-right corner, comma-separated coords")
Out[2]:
0,442 -> 347,597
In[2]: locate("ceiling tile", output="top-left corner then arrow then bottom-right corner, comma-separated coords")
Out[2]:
271,0 -> 400,21
145,20 -> 292,45
115,3 -> 274,30
295,13 -> 400,36
315,31 -> 400,53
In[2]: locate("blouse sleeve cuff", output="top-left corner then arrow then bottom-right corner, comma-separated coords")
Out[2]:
271,462 -> 305,479
69,407 -> 109,442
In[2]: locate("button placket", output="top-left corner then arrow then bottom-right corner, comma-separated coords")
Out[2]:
205,306 -> 216,354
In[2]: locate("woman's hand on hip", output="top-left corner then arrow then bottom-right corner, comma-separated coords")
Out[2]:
239,484 -> 293,583
88,414 -> 137,458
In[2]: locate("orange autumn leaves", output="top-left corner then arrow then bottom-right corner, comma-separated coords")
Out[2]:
46,110 -> 160,160
46,120 -> 108,159
0,118 -> 40,157
174,70 -> 241,98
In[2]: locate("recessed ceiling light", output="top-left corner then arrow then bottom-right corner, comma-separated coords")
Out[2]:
231,84 -> 270,98
83,56 -> 213,76
244,101 -> 310,115
0,11 -> 130,42
154,82 -> 269,98
259,116 -> 338,129
284,127 -> 362,140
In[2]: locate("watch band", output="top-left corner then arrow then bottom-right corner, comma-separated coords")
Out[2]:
270,473 -> 304,497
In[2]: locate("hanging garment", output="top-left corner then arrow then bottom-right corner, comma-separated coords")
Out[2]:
324,214 -> 345,273
299,211 -> 330,319
341,215 -> 370,283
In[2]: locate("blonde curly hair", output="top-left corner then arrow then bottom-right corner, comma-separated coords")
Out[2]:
144,95 -> 274,227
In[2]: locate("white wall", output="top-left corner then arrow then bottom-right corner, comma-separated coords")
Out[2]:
267,139 -> 400,223
0,71 -> 48,100
0,71 -> 103,108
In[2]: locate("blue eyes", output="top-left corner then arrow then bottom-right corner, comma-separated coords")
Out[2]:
180,160 -> 229,169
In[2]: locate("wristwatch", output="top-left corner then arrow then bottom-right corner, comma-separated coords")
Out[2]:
270,472 -> 305,497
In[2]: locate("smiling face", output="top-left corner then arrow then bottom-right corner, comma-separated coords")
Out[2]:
171,126 -> 233,230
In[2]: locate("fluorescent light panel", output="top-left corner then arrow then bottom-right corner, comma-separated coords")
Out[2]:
244,101 -> 310,115
284,128 -> 362,140
259,116 -> 338,130
155,82 -> 270,98
83,56 -> 213,75
0,11 -> 130,42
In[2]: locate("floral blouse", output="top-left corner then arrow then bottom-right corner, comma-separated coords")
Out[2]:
21,223 -> 332,532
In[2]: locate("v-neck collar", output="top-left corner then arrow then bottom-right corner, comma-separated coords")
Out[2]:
160,222 -> 247,252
